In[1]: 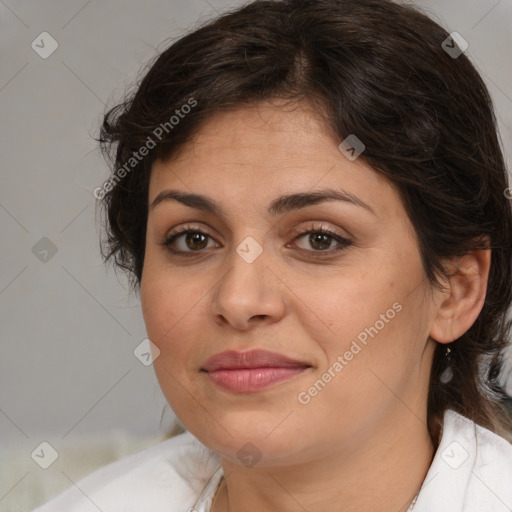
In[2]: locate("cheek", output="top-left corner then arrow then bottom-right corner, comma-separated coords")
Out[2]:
140,264 -> 213,369
140,270 -> 206,417
300,300 -> 423,439
307,248 -> 425,379
300,268 -> 397,345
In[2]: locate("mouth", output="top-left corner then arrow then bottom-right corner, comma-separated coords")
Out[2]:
200,349 -> 312,393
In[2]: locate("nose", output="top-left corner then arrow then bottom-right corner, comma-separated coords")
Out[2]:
210,243 -> 286,330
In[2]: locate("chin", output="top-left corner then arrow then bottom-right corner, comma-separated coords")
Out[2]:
186,415 -> 309,466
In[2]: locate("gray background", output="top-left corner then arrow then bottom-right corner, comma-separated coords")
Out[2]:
1,0 -> 511,508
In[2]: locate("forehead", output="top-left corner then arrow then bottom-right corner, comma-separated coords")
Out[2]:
148,102 -> 399,218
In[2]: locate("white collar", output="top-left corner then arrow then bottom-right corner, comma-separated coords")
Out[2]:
414,409 -> 512,511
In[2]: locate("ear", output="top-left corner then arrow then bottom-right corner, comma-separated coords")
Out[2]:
429,242 -> 491,344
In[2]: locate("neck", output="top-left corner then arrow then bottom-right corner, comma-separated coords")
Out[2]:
212,410 -> 435,512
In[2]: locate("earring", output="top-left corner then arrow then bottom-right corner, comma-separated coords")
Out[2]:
440,346 -> 453,384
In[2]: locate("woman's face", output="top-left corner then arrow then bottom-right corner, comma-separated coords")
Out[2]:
141,101 -> 439,465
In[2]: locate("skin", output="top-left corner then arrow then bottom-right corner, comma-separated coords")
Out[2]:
140,100 -> 490,512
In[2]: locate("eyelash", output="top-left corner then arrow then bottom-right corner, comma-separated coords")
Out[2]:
160,223 -> 352,257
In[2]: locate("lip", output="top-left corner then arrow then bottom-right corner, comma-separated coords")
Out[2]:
201,349 -> 312,393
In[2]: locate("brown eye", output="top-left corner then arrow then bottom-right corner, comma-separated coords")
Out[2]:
297,232 -> 336,251
182,232 -> 209,251
291,226 -> 352,254
162,228 -> 218,254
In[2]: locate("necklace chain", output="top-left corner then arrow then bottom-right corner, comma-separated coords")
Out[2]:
210,476 -> 420,512
406,491 -> 419,511
210,475 -> 224,511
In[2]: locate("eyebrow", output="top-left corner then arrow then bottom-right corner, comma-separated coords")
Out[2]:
149,188 -> 376,216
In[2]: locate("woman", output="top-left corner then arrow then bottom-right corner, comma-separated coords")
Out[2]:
34,0 -> 512,510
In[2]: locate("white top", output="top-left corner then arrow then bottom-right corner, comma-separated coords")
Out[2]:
32,409 -> 512,512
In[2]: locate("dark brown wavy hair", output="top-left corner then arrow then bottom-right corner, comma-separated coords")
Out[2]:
97,0 -> 512,442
